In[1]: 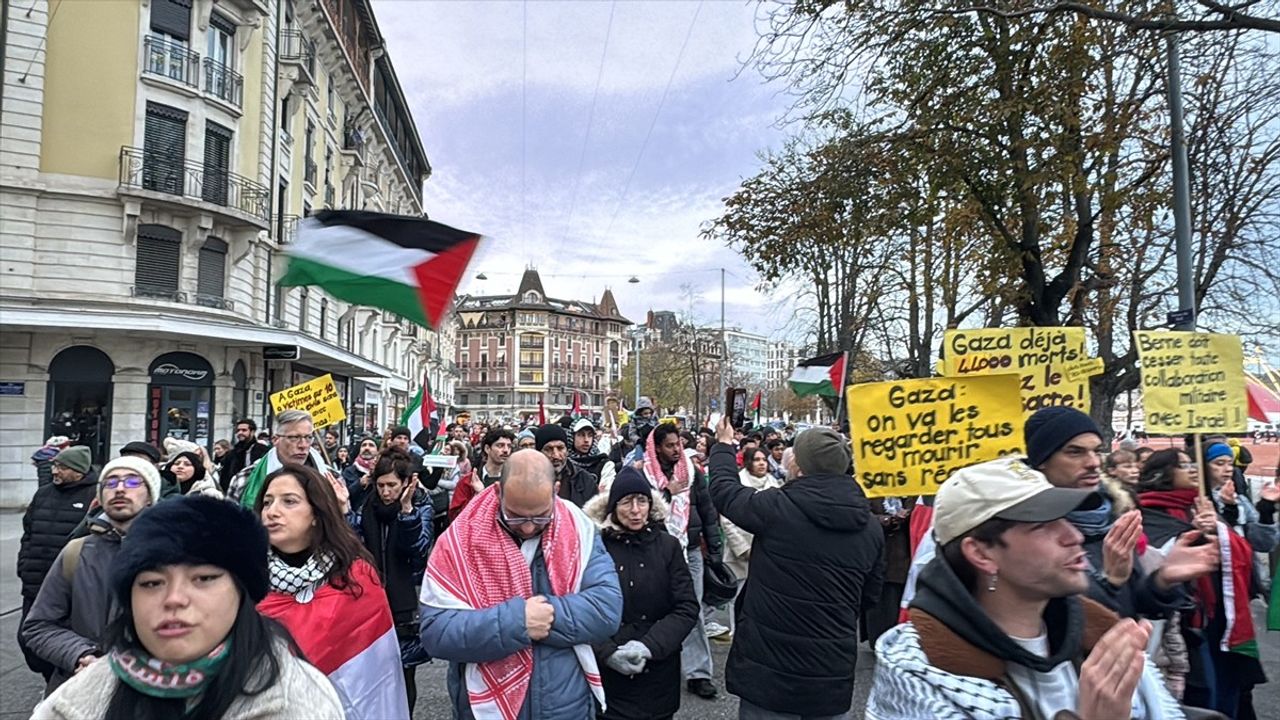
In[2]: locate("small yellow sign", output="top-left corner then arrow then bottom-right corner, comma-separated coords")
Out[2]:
847,374 -> 1025,498
1063,357 -> 1106,384
270,374 -> 347,429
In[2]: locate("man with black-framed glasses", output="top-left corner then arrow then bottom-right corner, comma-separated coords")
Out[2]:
21,456 -> 161,693
421,449 -> 623,719
228,409 -> 338,505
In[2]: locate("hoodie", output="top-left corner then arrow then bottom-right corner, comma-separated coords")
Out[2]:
706,442 -> 884,716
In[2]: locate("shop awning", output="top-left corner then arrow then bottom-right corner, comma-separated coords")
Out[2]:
1,303 -> 393,379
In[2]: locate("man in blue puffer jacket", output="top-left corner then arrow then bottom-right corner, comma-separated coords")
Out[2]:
419,450 -> 622,719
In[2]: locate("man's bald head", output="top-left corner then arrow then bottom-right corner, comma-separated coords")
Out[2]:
499,450 -> 557,540
504,449 -> 555,490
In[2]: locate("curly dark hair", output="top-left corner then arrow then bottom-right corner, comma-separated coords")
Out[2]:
255,464 -> 375,595
372,449 -> 415,483
1136,448 -> 1191,493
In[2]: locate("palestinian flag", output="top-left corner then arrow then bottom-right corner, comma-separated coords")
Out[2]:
258,560 -> 408,720
571,391 -> 583,418
788,352 -> 847,397
751,390 -> 762,425
538,395 -> 547,424
402,374 -> 442,451
280,210 -> 482,330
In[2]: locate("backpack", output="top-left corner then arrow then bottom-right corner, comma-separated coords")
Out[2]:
61,537 -> 87,583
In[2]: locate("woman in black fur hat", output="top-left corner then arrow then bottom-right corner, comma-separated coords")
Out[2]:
31,495 -> 343,720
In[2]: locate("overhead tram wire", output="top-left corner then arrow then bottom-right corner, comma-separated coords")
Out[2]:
561,1 -> 618,244
597,1 -> 704,250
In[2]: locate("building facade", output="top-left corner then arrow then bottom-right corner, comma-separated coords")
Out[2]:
721,328 -> 769,389
453,270 -> 632,422
766,341 -> 803,389
0,0 -> 443,505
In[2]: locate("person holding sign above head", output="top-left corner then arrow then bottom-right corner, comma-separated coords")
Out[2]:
1025,407 -> 1217,621
707,417 -> 883,719
227,409 -> 340,507
866,457 -> 1186,720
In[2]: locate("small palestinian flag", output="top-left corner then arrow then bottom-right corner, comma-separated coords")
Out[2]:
788,352 -> 847,398
280,210 -> 482,330
538,395 -> 547,425
571,391 -> 583,418
401,374 -> 441,451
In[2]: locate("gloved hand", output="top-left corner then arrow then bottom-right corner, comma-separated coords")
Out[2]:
617,639 -> 651,662
605,649 -> 646,676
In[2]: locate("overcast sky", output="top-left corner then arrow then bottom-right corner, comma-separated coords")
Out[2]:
372,0 -> 798,339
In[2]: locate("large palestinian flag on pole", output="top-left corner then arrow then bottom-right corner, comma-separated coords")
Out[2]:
787,352 -> 847,397
280,210 -> 483,330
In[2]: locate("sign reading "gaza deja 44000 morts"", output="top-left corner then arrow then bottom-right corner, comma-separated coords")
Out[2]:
1134,331 -> 1245,433
847,374 -> 1025,498
942,327 -> 1090,417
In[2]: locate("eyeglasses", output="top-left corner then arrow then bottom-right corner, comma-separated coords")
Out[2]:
616,496 -> 650,509
498,492 -> 555,528
102,475 -> 145,490
1180,462 -> 1199,469
277,434 -> 314,445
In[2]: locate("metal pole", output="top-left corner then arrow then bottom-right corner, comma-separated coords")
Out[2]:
719,268 -> 726,399
634,330 -> 641,409
1166,31 -> 1195,331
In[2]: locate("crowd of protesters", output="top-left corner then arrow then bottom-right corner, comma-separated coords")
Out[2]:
14,392 -> 1280,719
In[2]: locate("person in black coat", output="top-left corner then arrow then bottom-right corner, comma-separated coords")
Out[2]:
584,467 -> 698,720
16,446 -> 98,679
706,419 -> 884,719
536,423 -> 599,508
219,418 -> 268,492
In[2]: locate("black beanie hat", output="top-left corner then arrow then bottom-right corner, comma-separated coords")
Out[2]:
608,466 -> 653,515
112,495 -> 270,604
390,425 -> 412,440
535,423 -> 569,451
1024,406 -> 1102,469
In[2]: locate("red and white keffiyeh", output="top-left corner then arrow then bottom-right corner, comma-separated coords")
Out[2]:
420,484 -> 604,720
642,430 -> 692,550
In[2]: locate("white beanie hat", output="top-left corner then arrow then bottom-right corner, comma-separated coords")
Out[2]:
98,456 -> 162,505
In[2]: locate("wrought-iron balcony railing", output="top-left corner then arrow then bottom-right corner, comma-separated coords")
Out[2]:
143,35 -> 199,88
119,146 -> 270,222
304,157 -> 318,187
203,59 -> 243,107
279,30 -> 316,80
277,214 -> 300,245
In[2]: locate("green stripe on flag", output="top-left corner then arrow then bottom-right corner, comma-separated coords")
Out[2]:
279,256 -> 427,326
239,458 -> 270,510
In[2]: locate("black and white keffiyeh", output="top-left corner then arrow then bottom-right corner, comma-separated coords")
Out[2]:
267,551 -> 333,604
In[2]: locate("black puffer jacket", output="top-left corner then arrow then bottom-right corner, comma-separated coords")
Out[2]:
556,463 -> 599,508
17,473 -> 98,601
583,490 -> 698,720
706,443 -> 883,717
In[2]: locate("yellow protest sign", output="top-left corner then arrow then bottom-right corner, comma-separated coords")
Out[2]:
1134,331 -> 1245,433
1064,357 -> 1105,384
848,375 -> 1025,498
270,374 -> 347,429
943,327 -> 1090,416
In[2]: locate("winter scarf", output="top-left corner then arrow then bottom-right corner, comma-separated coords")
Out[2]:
1066,490 -> 1114,538
268,551 -> 333,604
642,431 -> 691,549
109,639 -> 230,699
421,484 -> 604,720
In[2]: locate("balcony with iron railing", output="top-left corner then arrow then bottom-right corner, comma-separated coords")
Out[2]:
143,35 -> 200,89
278,30 -> 316,84
119,146 -> 270,226
276,214 -> 299,245
203,59 -> 243,108
304,157 -> 317,188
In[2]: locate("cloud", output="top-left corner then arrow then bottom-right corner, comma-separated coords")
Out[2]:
371,0 -> 799,339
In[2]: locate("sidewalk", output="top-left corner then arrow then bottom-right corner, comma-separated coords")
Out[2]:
1,510 -> 23,615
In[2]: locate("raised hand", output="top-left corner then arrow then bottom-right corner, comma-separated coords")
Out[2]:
1154,531 -> 1219,589
1262,482 -> 1280,503
328,472 -> 350,514
1219,479 -> 1237,506
1077,619 -> 1150,720
1193,496 -> 1219,536
400,476 -> 419,515
1102,510 -> 1141,586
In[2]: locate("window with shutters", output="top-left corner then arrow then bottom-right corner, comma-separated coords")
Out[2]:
135,225 -> 182,298
203,122 -> 232,206
197,237 -> 227,304
144,103 -> 187,196
146,0 -> 195,86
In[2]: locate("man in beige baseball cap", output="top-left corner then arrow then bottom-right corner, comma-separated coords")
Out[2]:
866,456 -> 1187,720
